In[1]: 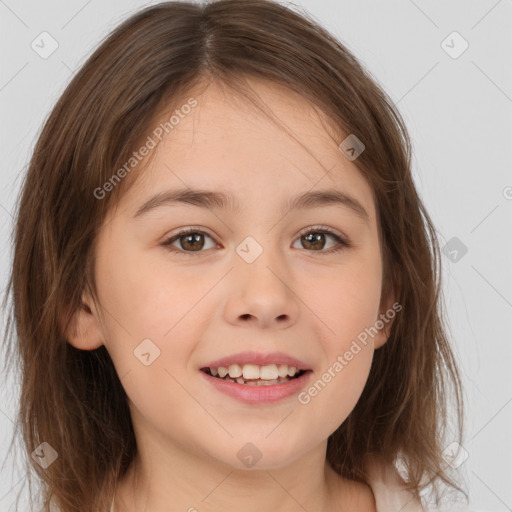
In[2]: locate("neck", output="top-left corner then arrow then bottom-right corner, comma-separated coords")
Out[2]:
112,438 -> 347,512
110,407 -> 376,512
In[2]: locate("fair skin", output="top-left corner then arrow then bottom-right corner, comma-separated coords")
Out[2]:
66,78 -> 395,512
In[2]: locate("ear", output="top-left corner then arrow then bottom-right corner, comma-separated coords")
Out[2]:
373,279 -> 399,350
61,290 -> 104,351
373,301 -> 395,350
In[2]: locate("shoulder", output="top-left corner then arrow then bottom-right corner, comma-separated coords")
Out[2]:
364,454 -> 424,512
331,474 -> 377,512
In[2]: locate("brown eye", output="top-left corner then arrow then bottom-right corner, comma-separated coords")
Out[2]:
292,227 -> 349,254
162,229 -> 218,254
161,226 -> 349,256
179,233 -> 205,251
301,232 -> 327,250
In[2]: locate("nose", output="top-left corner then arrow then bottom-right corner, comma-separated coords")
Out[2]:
222,246 -> 300,329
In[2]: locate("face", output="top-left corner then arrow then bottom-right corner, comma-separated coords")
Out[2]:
71,78 -> 394,472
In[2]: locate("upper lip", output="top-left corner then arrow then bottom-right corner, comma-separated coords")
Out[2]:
201,351 -> 312,371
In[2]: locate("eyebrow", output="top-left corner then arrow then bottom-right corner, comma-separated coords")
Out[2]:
133,187 -> 370,225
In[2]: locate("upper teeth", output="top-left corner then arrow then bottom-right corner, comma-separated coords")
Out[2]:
211,364 -> 299,380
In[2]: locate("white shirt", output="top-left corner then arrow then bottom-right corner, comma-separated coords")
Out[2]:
366,458 -> 424,512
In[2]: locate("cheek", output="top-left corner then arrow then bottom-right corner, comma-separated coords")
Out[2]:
120,357 -> 208,458
304,255 -> 383,345
97,237 -> 210,337
297,342 -> 375,439
99,261 -> 209,444
294,255 -> 381,430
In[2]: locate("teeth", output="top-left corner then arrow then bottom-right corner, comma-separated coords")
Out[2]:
234,377 -> 290,386
260,364 -> 278,380
287,366 -> 297,377
210,363 -> 303,381
228,364 -> 242,378
242,364 -> 260,379
277,364 -> 288,378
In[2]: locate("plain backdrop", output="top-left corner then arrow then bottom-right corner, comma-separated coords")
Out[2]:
1,1 -> 511,511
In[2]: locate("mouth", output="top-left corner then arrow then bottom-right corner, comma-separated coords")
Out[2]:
198,353 -> 313,403
199,364 -> 313,404
200,364 -> 310,386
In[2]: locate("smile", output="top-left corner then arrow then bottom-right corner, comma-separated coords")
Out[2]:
199,366 -> 313,404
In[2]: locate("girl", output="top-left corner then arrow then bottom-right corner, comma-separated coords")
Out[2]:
2,1 -> 466,511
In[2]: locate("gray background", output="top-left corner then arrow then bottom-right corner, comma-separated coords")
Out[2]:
1,1 -> 511,511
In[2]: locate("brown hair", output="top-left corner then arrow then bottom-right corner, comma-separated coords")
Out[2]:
2,1 -> 465,510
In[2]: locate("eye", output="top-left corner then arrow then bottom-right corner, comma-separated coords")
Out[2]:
161,227 -> 219,255
291,225 -> 350,254
161,225 -> 350,256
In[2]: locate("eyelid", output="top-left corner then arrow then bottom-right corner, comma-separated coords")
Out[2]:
162,225 -> 216,240
160,226 -> 220,254
294,224 -> 347,242
161,224 -> 351,255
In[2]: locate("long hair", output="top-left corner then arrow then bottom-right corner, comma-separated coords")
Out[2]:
2,1 -> 464,510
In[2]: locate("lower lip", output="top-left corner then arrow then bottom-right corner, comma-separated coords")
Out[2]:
200,370 -> 312,404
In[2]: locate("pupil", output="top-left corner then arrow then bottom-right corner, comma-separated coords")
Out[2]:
303,233 -> 324,250
180,233 -> 326,251
182,233 -> 203,251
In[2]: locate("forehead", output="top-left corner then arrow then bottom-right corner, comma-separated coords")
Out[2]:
117,78 -> 377,226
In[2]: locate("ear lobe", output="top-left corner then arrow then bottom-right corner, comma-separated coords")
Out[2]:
373,292 -> 402,350
373,313 -> 394,350
62,294 -> 104,351
373,291 -> 398,350
373,265 -> 400,349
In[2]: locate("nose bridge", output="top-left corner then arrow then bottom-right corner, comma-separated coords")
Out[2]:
223,233 -> 299,327
236,234 -> 289,294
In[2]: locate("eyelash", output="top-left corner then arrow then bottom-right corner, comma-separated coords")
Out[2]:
160,225 -> 351,256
